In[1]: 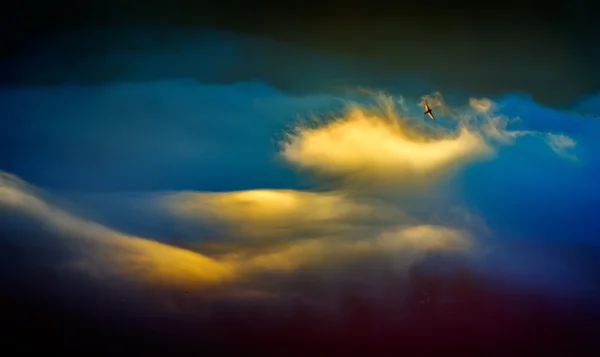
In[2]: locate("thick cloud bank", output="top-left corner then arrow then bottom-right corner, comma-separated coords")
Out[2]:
5,25 -> 600,108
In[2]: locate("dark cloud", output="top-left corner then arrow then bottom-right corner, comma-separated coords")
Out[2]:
2,0 -> 600,107
1,29 -> 435,99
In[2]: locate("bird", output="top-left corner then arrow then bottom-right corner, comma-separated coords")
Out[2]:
423,101 -> 435,120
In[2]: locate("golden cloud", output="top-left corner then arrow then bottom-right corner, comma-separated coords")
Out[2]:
279,95 -> 494,183
0,174 -> 236,289
1,171 -> 472,297
163,189 -> 409,240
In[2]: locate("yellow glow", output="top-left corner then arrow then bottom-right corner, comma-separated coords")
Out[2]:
98,233 -> 236,287
280,103 -> 493,181
164,189 -> 383,239
0,178 -> 236,289
0,171 -> 473,296
169,189 -> 367,222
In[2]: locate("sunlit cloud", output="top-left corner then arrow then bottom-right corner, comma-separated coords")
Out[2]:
0,169 -> 476,305
0,169 -> 464,281
163,189 -> 410,241
0,172 -> 236,290
280,94 -> 493,185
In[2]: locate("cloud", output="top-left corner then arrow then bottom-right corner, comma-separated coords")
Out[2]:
469,97 -> 495,113
280,96 -> 490,186
0,172 -> 236,291
467,95 -> 581,163
279,93 -> 576,187
164,189 -> 407,241
0,170 -> 474,301
4,170 -> 599,346
545,133 -> 578,160
281,112 -> 489,182
233,224 -> 473,295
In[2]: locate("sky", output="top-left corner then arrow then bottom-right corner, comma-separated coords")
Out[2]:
2,3 -> 600,355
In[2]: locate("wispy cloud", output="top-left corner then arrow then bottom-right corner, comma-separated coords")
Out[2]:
545,133 -> 578,160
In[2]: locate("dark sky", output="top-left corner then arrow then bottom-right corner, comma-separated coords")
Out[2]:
2,0 -> 599,107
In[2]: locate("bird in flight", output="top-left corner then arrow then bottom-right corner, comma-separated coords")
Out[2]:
423,101 -> 435,120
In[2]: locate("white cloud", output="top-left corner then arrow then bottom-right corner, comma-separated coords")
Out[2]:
545,133 -> 578,160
